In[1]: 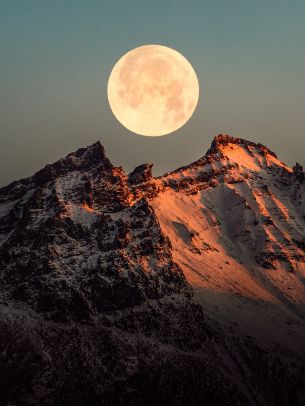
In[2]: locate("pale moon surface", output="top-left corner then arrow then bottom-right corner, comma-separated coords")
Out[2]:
107,44 -> 199,136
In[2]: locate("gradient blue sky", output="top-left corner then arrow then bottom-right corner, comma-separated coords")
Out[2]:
1,0 -> 305,186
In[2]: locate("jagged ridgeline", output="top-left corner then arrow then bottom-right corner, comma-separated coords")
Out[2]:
0,135 -> 304,405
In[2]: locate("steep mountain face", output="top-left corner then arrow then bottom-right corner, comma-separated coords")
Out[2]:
151,134 -> 305,350
0,135 -> 305,406
0,142 -> 190,321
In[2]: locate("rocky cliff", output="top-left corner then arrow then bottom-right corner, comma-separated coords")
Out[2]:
0,135 -> 304,406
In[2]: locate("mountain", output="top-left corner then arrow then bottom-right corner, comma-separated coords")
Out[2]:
0,142 -> 190,321
0,135 -> 304,406
153,134 -> 305,351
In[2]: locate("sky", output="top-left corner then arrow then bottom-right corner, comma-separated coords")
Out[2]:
0,0 -> 305,186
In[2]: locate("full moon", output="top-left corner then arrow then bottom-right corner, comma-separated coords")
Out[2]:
107,44 -> 199,136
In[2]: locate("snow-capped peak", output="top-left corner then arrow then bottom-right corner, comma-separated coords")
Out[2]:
32,141 -> 113,185
0,135 -> 304,348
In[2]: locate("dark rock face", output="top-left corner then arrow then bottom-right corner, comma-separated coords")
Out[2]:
128,163 -> 153,185
0,143 -> 190,321
128,163 -> 159,199
33,141 -> 113,184
0,138 -> 305,406
293,162 -> 304,183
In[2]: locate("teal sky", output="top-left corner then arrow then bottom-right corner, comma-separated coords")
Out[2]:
1,0 -> 305,186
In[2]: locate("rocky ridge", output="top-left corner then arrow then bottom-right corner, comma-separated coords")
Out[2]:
0,135 -> 305,405
0,142 -> 190,321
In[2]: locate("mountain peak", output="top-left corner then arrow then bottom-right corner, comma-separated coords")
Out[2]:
128,163 -> 153,185
208,134 -> 277,159
32,141 -> 113,185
